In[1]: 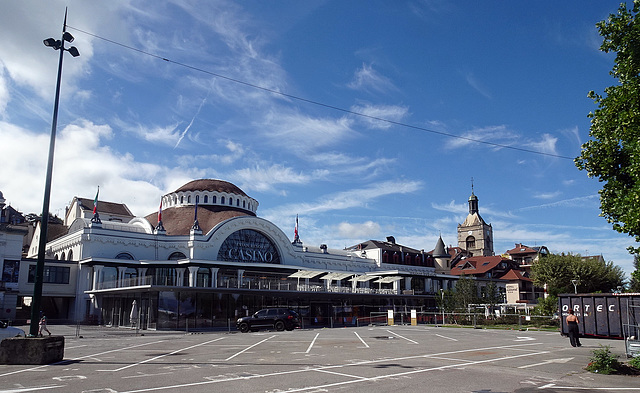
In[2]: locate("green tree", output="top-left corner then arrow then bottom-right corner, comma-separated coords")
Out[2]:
629,254 -> 640,292
575,1 -> 640,254
453,276 -> 478,310
531,253 -> 625,294
531,253 -> 575,296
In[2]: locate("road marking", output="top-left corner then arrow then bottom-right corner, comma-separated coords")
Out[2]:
518,357 -> 574,369
0,387 -> 65,393
97,337 -> 225,372
354,331 -> 369,348
304,333 -> 320,353
225,336 -> 274,361
515,336 -> 536,341
0,340 -> 166,377
539,384 -> 640,390
115,343 -> 546,393
434,334 -> 458,341
386,330 -> 419,344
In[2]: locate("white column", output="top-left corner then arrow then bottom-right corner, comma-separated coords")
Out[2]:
137,267 -> 148,285
176,268 -> 186,287
92,265 -> 104,291
117,266 -> 127,287
188,266 -> 199,287
210,268 -> 219,288
237,269 -> 244,288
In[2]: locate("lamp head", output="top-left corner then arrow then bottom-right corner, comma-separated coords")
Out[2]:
43,38 -> 61,50
62,31 -> 74,43
67,46 -> 80,57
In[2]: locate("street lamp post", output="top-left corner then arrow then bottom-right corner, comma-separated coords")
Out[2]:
440,288 -> 445,326
29,8 -> 79,337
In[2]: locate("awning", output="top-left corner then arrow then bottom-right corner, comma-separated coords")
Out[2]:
373,276 -> 404,284
348,275 -> 379,282
320,272 -> 354,281
288,270 -> 326,279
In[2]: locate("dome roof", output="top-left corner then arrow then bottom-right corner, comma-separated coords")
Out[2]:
175,179 -> 247,197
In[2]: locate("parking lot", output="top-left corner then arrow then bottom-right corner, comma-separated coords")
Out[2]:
1,324 -> 638,393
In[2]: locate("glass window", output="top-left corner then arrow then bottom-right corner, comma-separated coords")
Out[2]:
2,260 -> 20,283
27,264 -> 70,284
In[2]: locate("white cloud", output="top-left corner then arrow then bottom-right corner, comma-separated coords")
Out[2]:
347,63 -> 397,93
527,133 -> 559,157
465,71 -> 491,99
533,191 -> 562,200
444,125 -> 517,150
336,221 -> 381,240
351,103 -> 409,130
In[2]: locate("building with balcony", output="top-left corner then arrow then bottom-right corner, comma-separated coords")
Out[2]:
21,179 -> 445,329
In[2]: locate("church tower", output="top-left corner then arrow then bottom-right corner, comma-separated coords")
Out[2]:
457,186 -> 494,257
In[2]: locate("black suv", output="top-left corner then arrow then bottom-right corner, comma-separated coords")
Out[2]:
236,308 -> 300,333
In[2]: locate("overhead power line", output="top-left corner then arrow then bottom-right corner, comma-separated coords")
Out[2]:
67,25 -> 575,160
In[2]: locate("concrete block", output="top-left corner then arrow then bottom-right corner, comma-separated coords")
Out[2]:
0,336 -> 64,365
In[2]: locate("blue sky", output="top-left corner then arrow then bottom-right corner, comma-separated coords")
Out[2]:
1,1 -> 637,278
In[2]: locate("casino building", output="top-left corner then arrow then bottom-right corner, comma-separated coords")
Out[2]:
26,179 -> 449,329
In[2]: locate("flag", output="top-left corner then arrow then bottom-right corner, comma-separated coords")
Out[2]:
92,186 -> 99,215
158,198 -> 163,222
294,214 -> 298,239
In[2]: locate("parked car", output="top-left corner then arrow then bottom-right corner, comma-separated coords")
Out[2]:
0,321 -> 25,340
237,308 -> 300,333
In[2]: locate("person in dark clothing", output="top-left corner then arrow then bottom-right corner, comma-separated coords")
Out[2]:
566,310 -> 582,347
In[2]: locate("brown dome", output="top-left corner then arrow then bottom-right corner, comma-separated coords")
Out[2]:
175,179 -> 247,197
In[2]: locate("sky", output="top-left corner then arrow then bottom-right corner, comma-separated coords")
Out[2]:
1,1 -> 638,279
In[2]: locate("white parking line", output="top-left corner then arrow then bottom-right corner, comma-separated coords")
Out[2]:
0,340 -> 166,377
225,335 -> 274,361
539,384 -> 640,390
434,333 -> 458,341
386,329 -> 419,344
115,343 -> 548,393
354,331 -> 369,348
97,338 -> 225,372
304,333 -> 320,353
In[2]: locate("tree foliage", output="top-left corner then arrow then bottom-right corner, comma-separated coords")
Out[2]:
575,1 -> 640,253
453,276 -> 478,309
531,253 -> 625,295
630,254 -> 640,292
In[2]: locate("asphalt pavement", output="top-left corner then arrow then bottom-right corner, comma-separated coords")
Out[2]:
1,324 -> 638,393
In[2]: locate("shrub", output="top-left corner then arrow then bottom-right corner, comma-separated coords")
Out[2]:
586,345 -> 621,374
629,355 -> 640,370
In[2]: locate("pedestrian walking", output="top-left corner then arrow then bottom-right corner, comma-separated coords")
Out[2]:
566,310 -> 581,347
38,315 -> 51,337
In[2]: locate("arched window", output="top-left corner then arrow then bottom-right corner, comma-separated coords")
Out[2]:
67,250 -> 73,261
116,252 -> 135,260
221,196 -> 225,204
466,236 -> 476,250
180,196 -> 184,203
187,195 -> 191,203
382,251 -> 389,263
243,200 -> 246,208
229,198 -> 233,205
204,195 -> 208,203
236,199 -> 240,207
168,252 -> 187,260
212,195 -> 217,203
61,252 -> 66,261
